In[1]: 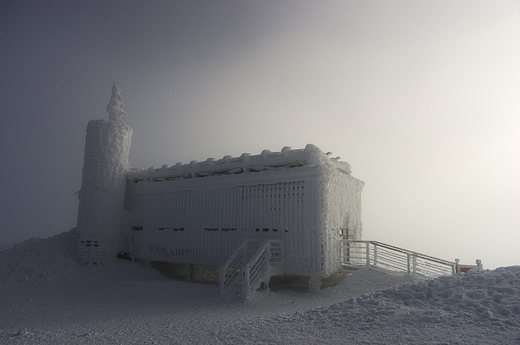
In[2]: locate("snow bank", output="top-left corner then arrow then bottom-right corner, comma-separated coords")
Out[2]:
372,266 -> 520,322
277,267 -> 520,344
0,229 -> 78,286
1,229 -> 518,344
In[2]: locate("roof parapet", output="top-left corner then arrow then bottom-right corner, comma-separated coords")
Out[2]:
126,144 -> 352,183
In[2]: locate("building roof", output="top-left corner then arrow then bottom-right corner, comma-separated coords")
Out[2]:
126,144 -> 353,183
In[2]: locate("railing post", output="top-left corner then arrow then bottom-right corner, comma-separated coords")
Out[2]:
412,255 -> 417,274
407,253 -> 411,275
373,244 -> 378,268
346,241 -> 352,266
340,240 -> 345,264
365,242 -> 370,269
242,263 -> 250,299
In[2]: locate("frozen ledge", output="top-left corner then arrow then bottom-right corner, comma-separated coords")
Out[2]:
126,144 -> 352,183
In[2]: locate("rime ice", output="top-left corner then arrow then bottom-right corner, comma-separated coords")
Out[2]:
124,144 -> 364,284
75,86 -> 132,265
106,83 -> 127,122
75,86 -> 365,293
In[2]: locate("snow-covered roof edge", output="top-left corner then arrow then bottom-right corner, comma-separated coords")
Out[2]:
126,144 -> 353,182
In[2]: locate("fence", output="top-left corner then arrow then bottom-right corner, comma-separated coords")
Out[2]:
0,243 -> 15,250
341,240 -> 456,277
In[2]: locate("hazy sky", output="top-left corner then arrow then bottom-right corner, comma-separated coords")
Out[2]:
1,0 -> 519,269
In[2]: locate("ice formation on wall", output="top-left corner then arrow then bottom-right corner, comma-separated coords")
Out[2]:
76,86 -> 133,265
123,144 -> 364,280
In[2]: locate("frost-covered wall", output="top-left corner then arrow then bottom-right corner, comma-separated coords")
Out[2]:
123,144 -> 364,278
320,165 -> 364,275
76,85 -> 132,265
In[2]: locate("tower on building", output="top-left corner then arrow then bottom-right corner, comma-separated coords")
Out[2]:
76,84 -> 133,265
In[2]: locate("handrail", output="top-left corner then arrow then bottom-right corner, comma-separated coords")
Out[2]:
219,240 -> 250,291
243,241 -> 272,299
220,239 -> 283,299
341,240 -> 457,277
368,241 -> 455,266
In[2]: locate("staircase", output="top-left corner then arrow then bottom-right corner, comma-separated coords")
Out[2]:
341,240 -> 459,277
219,239 -> 283,300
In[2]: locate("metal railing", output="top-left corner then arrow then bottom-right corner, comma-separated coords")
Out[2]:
219,239 -> 283,299
0,243 -> 15,250
341,240 -> 456,277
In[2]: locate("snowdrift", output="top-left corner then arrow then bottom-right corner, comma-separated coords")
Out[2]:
0,229 -> 518,344
0,229 -> 77,286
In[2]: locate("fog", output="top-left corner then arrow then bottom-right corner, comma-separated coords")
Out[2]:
1,0 -> 519,269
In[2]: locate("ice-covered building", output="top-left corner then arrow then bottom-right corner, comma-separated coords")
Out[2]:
76,85 -> 364,295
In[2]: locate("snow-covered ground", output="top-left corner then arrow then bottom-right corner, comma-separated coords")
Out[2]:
0,230 -> 518,344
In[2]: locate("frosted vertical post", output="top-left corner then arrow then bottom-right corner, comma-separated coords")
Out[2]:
373,244 -> 378,268
365,242 -> 370,269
